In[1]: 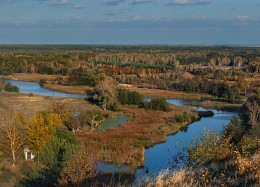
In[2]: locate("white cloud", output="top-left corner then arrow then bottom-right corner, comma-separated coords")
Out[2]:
191,15 -> 207,20
196,0 -> 213,5
51,0 -> 69,5
236,15 -> 258,22
134,15 -> 145,21
73,4 -> 85,9
132,0 -> 158,4
171,0 -> 213,6
173,0 -> 189,5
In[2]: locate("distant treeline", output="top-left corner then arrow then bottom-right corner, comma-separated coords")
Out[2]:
0,45 -> 260,75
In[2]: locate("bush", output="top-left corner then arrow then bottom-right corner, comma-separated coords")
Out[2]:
223,116 -> 245,144
117,89 -> 143,105
240,95 -> 260,128
171,112 -> 190,123
38,79 -> 46,87
4,83 -> 19,92
188,131 -> 233,165
141,98 -> 170,112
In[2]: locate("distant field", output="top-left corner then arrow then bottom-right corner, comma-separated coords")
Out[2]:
120,84 -> 210,99
0,73 -> 61,82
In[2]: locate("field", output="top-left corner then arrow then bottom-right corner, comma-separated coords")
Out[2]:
0,92 -> 99,123
0,73 -> 60,82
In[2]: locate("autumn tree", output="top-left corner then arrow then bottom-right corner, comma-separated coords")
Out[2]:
240,95 -> 260,128
66,110 -> 103,133
93,76 -> 118,111
27,112 -> 63,162
58,153 -> 97,186
2,114 -> 27,167
50,101 -> 70,123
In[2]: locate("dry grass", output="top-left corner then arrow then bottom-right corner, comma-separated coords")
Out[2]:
0,92 -> 99,123
79,105 -> 198,167
120,85 -> 210,99
111,157 -> 259,187
0,73 -> 61,82
44,83 -> 92,95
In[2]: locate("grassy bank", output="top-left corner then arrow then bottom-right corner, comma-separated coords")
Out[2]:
0,73 -> 61,82
44,83 -> 91,95
188,100 -> 242,112
121,85 -> 211,99
79,105 -> 199,168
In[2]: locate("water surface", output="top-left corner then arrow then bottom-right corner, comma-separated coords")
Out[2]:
1,78 -> 87,98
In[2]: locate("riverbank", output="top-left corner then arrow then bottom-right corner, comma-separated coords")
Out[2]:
188,100 -> 242,112
79,105 -> 199,168
44,83 -> 90,95
1,73 -> 210,99
0,73 -> 60,82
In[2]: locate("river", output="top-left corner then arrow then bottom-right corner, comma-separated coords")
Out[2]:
1,79 -> 236,178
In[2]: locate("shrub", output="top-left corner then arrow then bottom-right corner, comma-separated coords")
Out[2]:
223,116 -> 245,144
141,98 -> 170,112
187,131 -> 233,165
240,95 -> 260,128
117,89 -> 143,105
4,83 -> 19,92
38,79 -> 46,87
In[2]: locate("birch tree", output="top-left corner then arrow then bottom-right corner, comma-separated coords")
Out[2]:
2,114 -> 27,167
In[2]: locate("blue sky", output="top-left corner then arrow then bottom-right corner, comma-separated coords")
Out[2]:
0,0 -> 260,45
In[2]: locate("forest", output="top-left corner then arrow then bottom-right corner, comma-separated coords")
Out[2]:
0,45 -> 259,186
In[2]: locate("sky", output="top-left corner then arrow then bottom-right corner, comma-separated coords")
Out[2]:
0,0 -> 260,45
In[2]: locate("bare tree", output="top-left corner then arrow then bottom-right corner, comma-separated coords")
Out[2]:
2,115 -> 27,167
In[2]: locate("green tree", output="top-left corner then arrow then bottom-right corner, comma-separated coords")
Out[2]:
4,83 -> 19,92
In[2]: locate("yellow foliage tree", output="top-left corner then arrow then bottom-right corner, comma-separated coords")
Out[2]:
27,112 -> 63,162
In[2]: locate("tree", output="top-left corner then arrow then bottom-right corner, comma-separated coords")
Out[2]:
40,136 -> 81,173
93,76 -> 118,111
241,95 -> 260,128
66,110 -> 103,133
2,114 -> 27,167
188,131 -> 232,165
27,112 -> 63,162
58,153 -> 97,186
